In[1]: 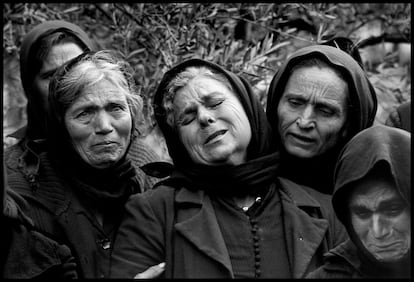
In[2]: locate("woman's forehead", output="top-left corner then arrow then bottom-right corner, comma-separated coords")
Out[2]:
175,77 -> 233,101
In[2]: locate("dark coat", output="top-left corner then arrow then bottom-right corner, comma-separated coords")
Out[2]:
2,216 -> 78,279
110,177 -> 347,278
5,146 -> 137,278
306,239 -> 363,278
2,185 -> 77,279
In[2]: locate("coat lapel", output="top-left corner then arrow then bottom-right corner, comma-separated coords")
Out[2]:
279,178 -> 329,278
174,189 -> 233,276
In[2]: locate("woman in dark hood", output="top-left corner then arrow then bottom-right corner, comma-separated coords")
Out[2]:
110,59 -> 347,278
18,20 -> 96,140
266,44 -> 377,194
4,20 -> 96,193
6,50 -> 143,278
308,125 -> 410,278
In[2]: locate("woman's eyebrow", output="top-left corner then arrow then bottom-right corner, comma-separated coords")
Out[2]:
350,196 -> 404,211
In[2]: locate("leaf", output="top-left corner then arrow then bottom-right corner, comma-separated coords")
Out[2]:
62,6 -> 80,13
126,48 -> 146,60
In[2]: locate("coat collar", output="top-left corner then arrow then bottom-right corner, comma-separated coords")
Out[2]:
174,188 -> 233,277
278,177 -> 329,278
278,177 -> 323,208
325,239 -> 362,273
173,180 -> 329,278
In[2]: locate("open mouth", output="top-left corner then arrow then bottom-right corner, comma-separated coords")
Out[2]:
204,130 -> 227,145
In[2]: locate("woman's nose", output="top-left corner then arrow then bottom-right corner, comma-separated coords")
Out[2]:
198,108 -> 216,127
296,106 -> 315,129
371,214 -> 389,239
94,111 -> 114,134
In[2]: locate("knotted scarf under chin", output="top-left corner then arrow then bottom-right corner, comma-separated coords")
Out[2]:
157,151 -> 280,197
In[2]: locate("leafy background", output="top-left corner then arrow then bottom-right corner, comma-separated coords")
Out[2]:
3,3 -> 411,160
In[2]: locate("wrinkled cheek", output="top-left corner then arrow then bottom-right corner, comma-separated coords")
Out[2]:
71,139 -> 93,163
278,113 -> 294,134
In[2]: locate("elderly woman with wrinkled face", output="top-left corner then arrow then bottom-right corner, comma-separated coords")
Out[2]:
308,125 -> 410,278
4,21 -> 161,202
110,59 -> 347,279
266,45 -> 378,195
6,50 -> 144,278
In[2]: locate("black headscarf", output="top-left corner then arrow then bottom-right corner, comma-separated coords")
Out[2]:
266,45 -> 378,194
46,51 -> 140,208
333,125 -> 411,278
154,59 -> 280,197
19,20 -> 96,140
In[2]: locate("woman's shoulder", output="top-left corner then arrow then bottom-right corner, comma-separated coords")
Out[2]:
6,151 -> 72,218
127,184 -> 205,213
127,184 -> 177,211
277,177 -> 332,205
307,240 -> 361,278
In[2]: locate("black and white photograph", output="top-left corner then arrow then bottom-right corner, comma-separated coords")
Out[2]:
2,3 -> 411,279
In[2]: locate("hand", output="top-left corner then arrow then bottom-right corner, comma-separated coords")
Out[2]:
134,262 -> 166,279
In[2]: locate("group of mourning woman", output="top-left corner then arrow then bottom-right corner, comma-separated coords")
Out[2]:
2,20 -> 410,279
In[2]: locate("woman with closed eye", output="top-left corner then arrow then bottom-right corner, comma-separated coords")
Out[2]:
110,58 -> 347,278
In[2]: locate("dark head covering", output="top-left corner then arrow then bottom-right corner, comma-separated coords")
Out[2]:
154,59 -> 279,197
266,45 -> 378,194
46,51 -> 140,208
19,20 -> 96,140
332,125 -> 410,277
321,36 -> 364,69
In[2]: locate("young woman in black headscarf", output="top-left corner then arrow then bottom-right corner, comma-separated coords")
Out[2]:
110,58 -> 347,278
308,125 -> 410,278
266,44 -> 378,194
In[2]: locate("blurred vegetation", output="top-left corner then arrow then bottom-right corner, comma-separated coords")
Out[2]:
3,3 -> 411,151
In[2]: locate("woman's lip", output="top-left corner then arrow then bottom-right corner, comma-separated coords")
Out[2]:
370,242 -> 403,250
204,130 -> 227,144
289,132 -> 315,142
93,141 -> 117,146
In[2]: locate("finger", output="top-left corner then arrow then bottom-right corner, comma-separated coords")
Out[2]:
134,262 -> 166,279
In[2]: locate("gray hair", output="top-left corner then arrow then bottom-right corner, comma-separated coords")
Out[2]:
54,50 -> 143,123
163,66 -> 234,128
